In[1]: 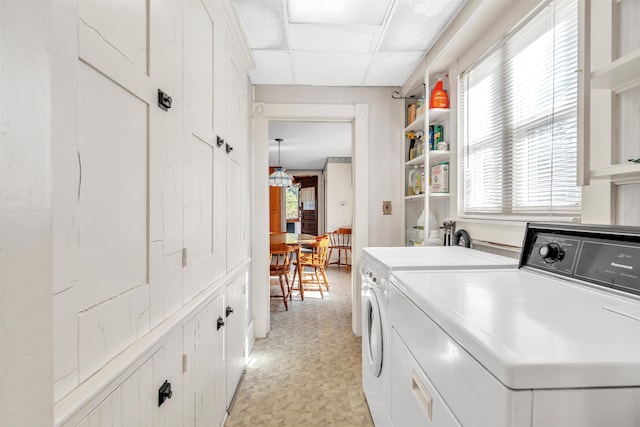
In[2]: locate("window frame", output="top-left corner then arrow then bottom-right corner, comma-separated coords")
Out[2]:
458,0 -> 582,222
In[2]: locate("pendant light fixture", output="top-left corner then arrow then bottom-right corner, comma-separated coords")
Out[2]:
268,138 -> 293,187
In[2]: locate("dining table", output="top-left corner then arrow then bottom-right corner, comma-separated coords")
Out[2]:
269,232 -> 317,300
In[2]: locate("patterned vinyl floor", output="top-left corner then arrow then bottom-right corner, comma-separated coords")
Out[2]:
225,267 -> 374,427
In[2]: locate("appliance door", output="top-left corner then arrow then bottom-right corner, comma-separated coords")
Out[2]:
362,282 -> 383,377
391,328 -> 461,427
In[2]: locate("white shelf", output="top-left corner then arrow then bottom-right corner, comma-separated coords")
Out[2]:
428,108 -> 450,123
404,115 -> 425,132
591,50 -> 640,91
428,150 -> 450,165
429,192 -> 450,198
590,163 -> 640,184
405,194 -> 425,201
405,154 -> 426,167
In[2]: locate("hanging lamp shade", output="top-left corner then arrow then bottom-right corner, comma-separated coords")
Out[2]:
269,138 -> 293,187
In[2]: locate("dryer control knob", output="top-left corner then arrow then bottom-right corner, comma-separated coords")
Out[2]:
539,243 -> 564,263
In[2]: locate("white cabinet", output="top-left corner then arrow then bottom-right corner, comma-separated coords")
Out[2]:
183,293 -> 226,427
182,267 -> 247,427
225,271 -> 247,409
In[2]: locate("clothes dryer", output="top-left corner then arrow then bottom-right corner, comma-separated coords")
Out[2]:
389,223 -> 640,426
360,246 -> 517,426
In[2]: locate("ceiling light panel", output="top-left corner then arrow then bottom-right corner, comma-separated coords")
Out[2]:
291,51 -> 372,86
233,0 -> 288,50
248,50 -> 294,85
379,0 -> 465,52
287,0 -> 394,25
364,51 -> 425,86
287,24 -> 381,53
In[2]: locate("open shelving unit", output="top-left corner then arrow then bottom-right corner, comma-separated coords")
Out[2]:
583,0 -> 640,225
400,74 -> 454,246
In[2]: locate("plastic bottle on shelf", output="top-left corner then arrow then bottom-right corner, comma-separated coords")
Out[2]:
426,230 -> 442,246
413,169 -> 422,195
408,167 -> 419,195
408,132 -> 416,160
430,78 -> 449,109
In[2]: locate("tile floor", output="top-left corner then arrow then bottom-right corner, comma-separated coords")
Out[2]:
225,267 -> 374,426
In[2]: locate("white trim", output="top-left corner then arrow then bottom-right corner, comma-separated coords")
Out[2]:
251,102 -> 369,337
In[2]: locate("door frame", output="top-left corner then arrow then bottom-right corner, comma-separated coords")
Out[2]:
251,102 -> 369,338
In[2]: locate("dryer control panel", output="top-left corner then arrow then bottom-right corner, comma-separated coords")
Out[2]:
521,223 -> 640,297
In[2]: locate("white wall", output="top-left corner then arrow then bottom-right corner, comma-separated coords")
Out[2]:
254,86 -> 404,247
0,1 -> 54,424
325,160 -> 353,233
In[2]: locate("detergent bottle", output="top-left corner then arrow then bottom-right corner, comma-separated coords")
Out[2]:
429,79 -> 449,109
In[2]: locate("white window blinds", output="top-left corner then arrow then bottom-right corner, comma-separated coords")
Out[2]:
460,0 -> 580,219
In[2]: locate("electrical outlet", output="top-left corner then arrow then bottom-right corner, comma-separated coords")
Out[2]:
382,201 -> 392,215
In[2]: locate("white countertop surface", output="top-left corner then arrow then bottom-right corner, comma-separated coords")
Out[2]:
391,269 -> 640,389
362,246 -> 518,272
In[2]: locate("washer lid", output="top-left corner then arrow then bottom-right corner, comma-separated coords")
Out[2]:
362,246 -> 517,273
392,269 -> 640,389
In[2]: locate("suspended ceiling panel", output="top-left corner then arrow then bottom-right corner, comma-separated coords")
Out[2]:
233,0 -> 467,86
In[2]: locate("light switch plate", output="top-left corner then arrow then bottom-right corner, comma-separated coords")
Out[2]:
382,201 -> 392,215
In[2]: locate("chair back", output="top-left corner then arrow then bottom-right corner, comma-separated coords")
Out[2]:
299,234 -> 329,267
329,228 -> 352,248
270,243 -> 295,275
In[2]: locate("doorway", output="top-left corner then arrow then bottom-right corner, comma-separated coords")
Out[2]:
252,103 -> 369,339
296,175 -> 318,235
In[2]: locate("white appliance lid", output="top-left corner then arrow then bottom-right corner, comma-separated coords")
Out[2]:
362,246 -> 518,272
391,269 -> 640,389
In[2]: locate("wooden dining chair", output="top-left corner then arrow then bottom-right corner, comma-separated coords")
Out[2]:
327,227 -> 352,271
292,234 -> 330,298
269,243 -> 296,310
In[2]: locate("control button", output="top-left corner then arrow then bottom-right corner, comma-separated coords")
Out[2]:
539,243 -> 564,263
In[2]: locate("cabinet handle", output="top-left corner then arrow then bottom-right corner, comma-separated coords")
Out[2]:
226,305 -> 234,318
217,316 -> 225,330
216,136 -> 224,147
225,143 -> 233,154
411,370 -> 433,421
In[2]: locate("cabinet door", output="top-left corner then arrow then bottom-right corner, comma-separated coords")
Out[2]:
183,0 -> 221,299
225,56 -> 247,271
183,293 -> 226,427
225,273 -> 246,409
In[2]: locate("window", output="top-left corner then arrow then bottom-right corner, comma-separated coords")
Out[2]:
285,187 -> 299,220
460,0 -> 580,219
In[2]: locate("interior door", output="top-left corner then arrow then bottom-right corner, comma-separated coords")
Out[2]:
298,176 -> 318,235
269,167 -> 282,232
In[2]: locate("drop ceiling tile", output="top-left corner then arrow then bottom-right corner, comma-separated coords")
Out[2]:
248,50 -> 294,85
364,51 -> 425,86
379,0 -> 466,52
291,51 -> 372,86
287,24 -> 381,53
233,0 -> 288,50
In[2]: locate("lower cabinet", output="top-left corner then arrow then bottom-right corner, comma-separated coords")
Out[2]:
68,267 -> 249,427
183,292 -> 226,427
225,272 -> 246,409
183,270 -> 247,427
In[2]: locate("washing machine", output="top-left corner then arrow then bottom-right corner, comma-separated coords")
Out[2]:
360,246 -> 518,426
389,223 -> 640,426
